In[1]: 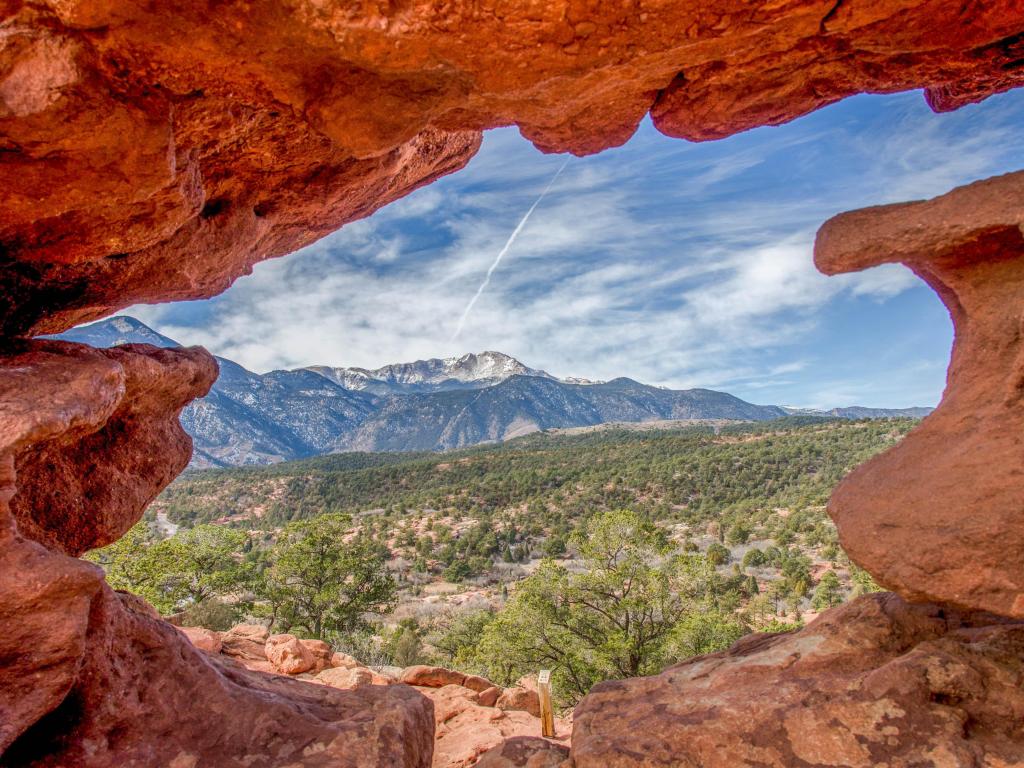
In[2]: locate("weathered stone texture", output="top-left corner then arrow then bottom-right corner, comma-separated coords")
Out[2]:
2,1 -> 1022,335
817,170 -> 1024,618
571,594 -> 1024,767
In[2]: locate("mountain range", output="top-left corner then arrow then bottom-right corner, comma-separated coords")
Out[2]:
52,316 -> 932,467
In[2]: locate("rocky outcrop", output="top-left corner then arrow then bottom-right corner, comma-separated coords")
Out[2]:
265,633 -> 317,675
178,626 -> 222,654
474,738 -> 570,768
816,170 -> 1024,618
179,635 -> 567,768
572,593 -> 1024,767
401,665 -> 480,690
4,2 -> 1024,766
2,2 -> 1023,335
2,340 -> 217,556
423,684 -> 571,768
0,344 -> 433,767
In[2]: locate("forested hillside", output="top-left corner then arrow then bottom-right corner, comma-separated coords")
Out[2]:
101,417 -> 919,705
155,417 -> 914,532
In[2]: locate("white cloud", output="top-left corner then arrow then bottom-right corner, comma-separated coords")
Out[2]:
129,90 -> 1024,408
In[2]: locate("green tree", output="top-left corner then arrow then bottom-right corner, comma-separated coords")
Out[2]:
431,609 -> 496,666
666,608 -> 747,660
471,510 -> 723,706
386,619 -> 427,666
706,542 -> 731,566
86,523 -> 246,614
811,570 -> 843,610
256,514 -> 396,640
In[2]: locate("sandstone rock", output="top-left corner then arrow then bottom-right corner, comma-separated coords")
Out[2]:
178,626 -> 222,654
1,574 -> 434,767
571,594 -> 1024,767
266,634 -> 316,675
370,670 -> 397,686
318,666 -> 375,690
816,170 -> 1024,617
401,664 -> 467,688
496,687 -> 541,719
377,664 -> 404,680
462,673 -> 495,694
331,651 -> 362,669
1,341 -> 217,556
474,737 -> 570,768
477,686 -> 501,707
420,684 -> 570,768
225,624 -> 270,643
220,625 -> 270,663
1,3 -> 1022,335
0,338 -> 434,766
301,639 -> 334,672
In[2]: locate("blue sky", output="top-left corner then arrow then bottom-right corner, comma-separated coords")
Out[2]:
131,89 -> 1024,409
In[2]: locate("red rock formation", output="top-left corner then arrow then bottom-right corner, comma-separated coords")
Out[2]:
2,1 -> 1022,335
266,633 -> 317,675
423,684 -> 571,768
0,343 -> 433,766
3,2 -> 1024,766
816,170 -> 1024,618
178,626 -> 222,654
572,593 -> 1024,767
474,737 -> 570,768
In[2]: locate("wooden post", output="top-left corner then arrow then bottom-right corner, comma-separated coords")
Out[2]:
538,669 -> 555,738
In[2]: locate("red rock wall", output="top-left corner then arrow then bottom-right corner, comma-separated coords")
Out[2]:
2,1 -> 1022,335
0,342 -> 435,766
3,1 -> 1024,766
816,170 -> 1024,618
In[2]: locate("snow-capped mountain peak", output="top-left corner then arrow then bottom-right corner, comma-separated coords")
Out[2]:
308,351 -> 558,394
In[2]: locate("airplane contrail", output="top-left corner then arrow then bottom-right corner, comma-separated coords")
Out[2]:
450,157 -> 570,341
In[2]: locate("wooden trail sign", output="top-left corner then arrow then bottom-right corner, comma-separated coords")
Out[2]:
538,669 -> 555,738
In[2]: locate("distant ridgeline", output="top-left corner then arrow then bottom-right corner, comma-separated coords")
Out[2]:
150,417 -> 919,530
54,316 -> 933,467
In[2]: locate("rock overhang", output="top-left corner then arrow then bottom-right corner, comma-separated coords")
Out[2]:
3,1 -> 1024,765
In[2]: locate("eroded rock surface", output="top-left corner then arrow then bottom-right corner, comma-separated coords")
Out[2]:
475,737 -> 570,768
571,593 -> 1024,767
2,1 -> 1022,335
3,2 -> 1024,766
424,683 -> 571,768
0,343 -> 433,767
816,170 -> 1024,617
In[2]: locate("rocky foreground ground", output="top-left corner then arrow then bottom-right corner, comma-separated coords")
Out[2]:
180,623 -> 571,768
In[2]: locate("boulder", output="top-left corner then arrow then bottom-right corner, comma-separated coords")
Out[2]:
401,665 -> 467,688
226,624 -> 270,643
330,651 -> 362,669
220,624 -> 270,663
477,686 -> 501,707
571,594 -> 1024,767
317,666 -> 375,690
420,685 -> 570,768
179,626 -> 222,654
474,737 -> 570,768
266,634 -> 316,675
300,639 -> 334,672
462,674 -> 495,694
496,687 -> 541,719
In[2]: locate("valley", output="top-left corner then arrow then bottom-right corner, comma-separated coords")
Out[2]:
104,417 -> 920,709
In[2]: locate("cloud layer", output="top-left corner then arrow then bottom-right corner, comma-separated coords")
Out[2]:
130,90 -> 1024,408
